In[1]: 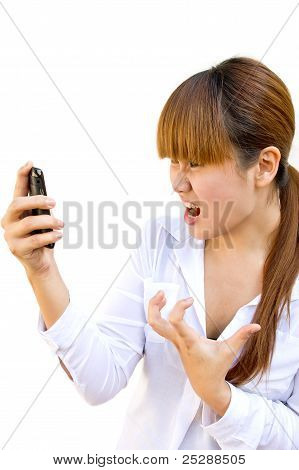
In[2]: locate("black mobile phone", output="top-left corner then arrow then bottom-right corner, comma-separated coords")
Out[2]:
28,167 -> 55,249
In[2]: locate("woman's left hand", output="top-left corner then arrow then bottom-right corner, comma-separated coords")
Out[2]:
148,290 -> 261,415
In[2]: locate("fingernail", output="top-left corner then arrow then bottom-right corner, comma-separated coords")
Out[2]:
156,290 -> 163,295
184,297 -> 194,302
46,198 -> 56,206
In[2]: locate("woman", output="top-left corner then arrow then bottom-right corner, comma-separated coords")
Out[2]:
1,56 -> 299,450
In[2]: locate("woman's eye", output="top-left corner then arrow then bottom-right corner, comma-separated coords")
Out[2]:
170,159 -> 179,164
190,162 -> 199,168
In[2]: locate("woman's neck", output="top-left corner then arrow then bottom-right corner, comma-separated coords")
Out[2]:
205,201 -> 281,260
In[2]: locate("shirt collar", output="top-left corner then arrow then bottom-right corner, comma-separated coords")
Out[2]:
157,214 -> 299,303
157,214 -> 193,243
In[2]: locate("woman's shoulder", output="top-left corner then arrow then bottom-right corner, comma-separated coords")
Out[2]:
277,276 -> 299,337
290,275 -> 299,304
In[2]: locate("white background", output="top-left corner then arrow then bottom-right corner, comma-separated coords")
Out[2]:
0,0 -> 298,467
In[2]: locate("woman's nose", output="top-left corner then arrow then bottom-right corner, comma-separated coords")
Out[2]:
172,170 -> 191,192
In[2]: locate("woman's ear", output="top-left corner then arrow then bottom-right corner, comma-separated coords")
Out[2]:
255,146 -> 281,187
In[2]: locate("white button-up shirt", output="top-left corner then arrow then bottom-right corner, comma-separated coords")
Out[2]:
37,214 -> 299,450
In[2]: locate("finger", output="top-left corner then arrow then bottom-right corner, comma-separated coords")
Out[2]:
147,290 -> 173,337
222,323 -> 261,359
5,195 -> 55,225
147,290 -> 166,324
168,297 -> 199,343
10,230 -> 63,257
7,214 -> 63,239
13,161 -> 34,199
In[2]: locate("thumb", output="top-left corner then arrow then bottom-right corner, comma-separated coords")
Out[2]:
222,323 -> 261,359
13,161 -> 34,199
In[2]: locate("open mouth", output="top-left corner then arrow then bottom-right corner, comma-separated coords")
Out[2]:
187,206 -> 201,217
184,206 -> 201,225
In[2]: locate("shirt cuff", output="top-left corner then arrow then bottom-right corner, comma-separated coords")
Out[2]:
200,381 -> 250,442
37,299 -> 89,355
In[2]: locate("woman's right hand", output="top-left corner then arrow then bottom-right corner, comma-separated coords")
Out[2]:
0,161 -> 64,276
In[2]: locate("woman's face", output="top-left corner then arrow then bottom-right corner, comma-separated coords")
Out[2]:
170,158 -> 258,242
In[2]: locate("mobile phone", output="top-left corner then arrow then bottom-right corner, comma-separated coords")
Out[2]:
28,167 -> 55,249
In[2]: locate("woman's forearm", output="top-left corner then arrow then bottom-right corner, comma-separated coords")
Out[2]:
25,260 -> 70,330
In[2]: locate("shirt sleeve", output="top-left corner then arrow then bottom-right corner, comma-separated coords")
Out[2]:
200,373 -> 299,449
37,217 -> 154,406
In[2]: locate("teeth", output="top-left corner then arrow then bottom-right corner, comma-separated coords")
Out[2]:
184,202 -> 200,209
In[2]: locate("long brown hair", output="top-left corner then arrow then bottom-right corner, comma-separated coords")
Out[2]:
156,56 -> 299,386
